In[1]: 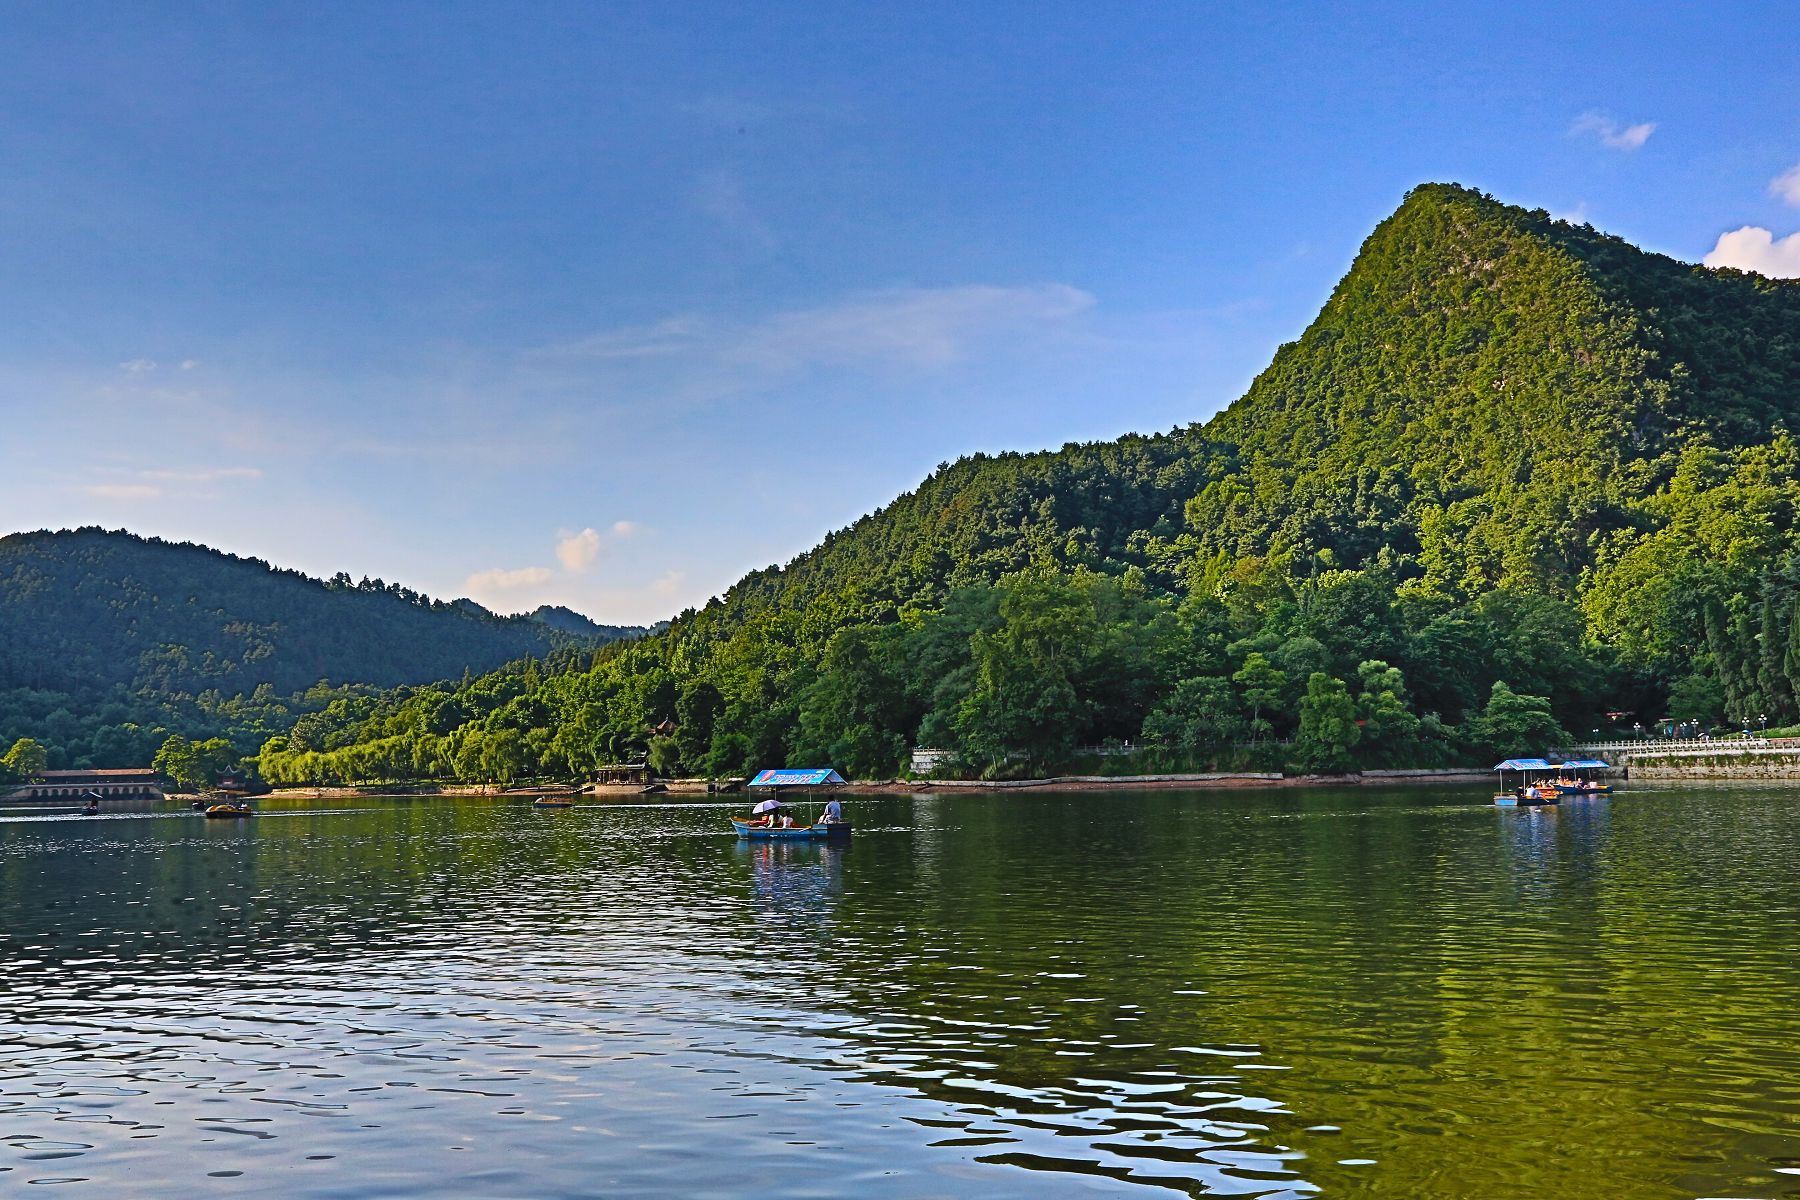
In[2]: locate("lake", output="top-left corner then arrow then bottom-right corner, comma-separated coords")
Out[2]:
2,784 -> 1797,1198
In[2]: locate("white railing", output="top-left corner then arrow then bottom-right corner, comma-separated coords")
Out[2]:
1563,737 -> 1768,754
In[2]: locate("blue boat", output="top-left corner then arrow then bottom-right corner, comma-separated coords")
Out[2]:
1551,759 -> 1613,795
729,816 -> 853,840
734,767 -> 853,839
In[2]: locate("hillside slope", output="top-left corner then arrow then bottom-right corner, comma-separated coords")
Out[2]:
264,182 -> 1800,786
0,528 -> 642,698
701,183 -> 1800,629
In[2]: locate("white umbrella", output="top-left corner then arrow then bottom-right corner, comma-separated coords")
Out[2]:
752,798 -> 783,814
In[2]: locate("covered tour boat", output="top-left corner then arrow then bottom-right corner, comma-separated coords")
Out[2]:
1550,760 -> 1613,795
1493,759 -> 1560,806
732,768 -> 853,840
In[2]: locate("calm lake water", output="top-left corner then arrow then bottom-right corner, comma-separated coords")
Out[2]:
2,784 -> 1797,1198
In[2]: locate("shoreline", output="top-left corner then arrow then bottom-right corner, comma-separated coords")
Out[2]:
247,768 -> 1499,804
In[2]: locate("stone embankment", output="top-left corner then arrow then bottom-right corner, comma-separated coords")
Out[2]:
1559,737 -> 1800,779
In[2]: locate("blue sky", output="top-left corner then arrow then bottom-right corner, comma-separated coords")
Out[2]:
4,2 -> 1798,624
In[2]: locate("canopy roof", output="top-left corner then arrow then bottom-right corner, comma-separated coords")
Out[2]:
748,768 -> 847,788
1494,758 -> 1552,771
1557,759 -> 1611,769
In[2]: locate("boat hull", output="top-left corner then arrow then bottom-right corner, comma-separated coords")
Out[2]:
730,818 -> 852,840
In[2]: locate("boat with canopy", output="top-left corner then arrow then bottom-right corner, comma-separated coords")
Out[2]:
1549,760 -> 1613,795
731,768 -> 853,840
1493,758 -> 1560,806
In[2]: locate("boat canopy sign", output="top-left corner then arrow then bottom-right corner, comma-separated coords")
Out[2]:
749,768 -> 847,788
1557,759 -> 1610,769
1493,758 -> 1552,771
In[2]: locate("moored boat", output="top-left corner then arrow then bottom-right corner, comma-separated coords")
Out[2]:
532,796 -> 576,808
203,802 -> 254,819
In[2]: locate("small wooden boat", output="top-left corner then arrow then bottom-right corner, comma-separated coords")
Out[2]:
532,796 -> 576,809
204,802 -> 254,819
730,817 -> 852,841
1554,781 -> 1611,796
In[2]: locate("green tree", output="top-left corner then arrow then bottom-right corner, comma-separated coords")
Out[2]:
1141,676 -> 1245,765
1295,673 -> 1360,772
2,736 -> 49,781
1232,652 -> 1287,740
1469,681 -> 1567,758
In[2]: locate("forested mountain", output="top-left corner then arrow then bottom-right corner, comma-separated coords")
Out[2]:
49,182 -> 1800,787
0,528 -> 644,770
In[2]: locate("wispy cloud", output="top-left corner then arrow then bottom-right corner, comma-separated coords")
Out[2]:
83,483 -> 162,500
651,570 -> 686,597
533,283 -> 1095,380
119,358 -> 158,374
693,168 -> 777,250
1571,111 -> 1656,151
139,466 -> 263,484
1705,226 -> 1800,278
609,519 -> 642,539
1771,164 -> 1800,207
76,464 -> 263,502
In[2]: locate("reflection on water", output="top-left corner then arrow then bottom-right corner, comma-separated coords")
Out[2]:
2,786 -> 1798,1197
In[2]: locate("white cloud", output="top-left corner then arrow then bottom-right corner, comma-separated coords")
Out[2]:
180,359 -> 201,370
1704,226 -> 1800,278
139,465 -> 263,484
120,358 -> 157,373
542,316 -> 702,361
465,566 -> 554,593
650,570 -> 686,597
1771,164 -> 1800,207
533,283 -> 1095,377
609,519 -> 643,539
1571,111 -> 1655,151
84,483 -> 162,500
734,284 -> 1095,371
556,527 -> 603,572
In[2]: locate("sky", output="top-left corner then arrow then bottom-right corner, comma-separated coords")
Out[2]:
3,2 -> 1799,625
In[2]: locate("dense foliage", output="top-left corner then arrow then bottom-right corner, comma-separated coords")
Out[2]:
25,183 -> 1800,786
0,528 -> 641,769
270,179 -> 1800,786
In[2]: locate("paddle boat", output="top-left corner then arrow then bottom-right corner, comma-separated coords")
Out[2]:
734,767 -> 853,840
203,802 -> 255,819
1493,759 -> 1560,806
1550,759 -> 1613,795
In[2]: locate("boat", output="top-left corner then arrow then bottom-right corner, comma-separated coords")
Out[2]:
532,796 -> 576,809
1550,759 -> 1613,795
1493,758 -> 1561,806
203,802 -> 254,819
730,816 -> 852,840
735,767 -> 853,840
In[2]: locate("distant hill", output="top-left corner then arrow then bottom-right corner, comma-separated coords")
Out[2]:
525,604 -> 657,642
0,528 -> 652,768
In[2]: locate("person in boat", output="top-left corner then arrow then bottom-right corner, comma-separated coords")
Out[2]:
821,797 -> 844,824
